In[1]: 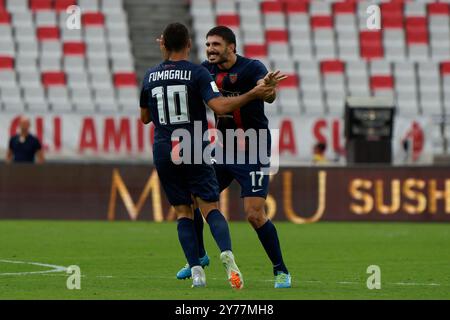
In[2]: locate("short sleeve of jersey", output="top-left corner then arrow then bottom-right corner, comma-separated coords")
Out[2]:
250,60 -> 268,85
196,66 -> 222,103
8,136 -> 14,150
139,72 -> 149,108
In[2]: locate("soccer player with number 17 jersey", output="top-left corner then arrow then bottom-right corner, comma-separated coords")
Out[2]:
140,23 -> 283,289
176,26 -> 292,289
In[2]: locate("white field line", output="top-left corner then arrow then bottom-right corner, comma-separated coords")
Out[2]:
33,275 -> 447,287
0,260 -> 444,287
0,259 -> 67,276
392,282 -> 441,286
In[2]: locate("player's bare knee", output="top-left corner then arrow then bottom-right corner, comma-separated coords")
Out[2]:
245,207 -> 267,229
174,205 -> 193,220
197,201 -> 219,220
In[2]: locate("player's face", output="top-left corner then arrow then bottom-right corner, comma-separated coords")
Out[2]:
19,117 -> 30,134
205,35 -> 232,64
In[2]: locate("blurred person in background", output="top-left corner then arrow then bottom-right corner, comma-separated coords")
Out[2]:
402,121 -> 424,163
6,116 -> 44,164
312,142 -> 328,165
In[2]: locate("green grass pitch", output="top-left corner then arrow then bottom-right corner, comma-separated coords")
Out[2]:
0,220 -> 449,300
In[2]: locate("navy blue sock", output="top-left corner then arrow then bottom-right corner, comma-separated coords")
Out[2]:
193,208 -> 206,258
206,209 -> 232,252
177,218 -> 200,268
255,220 -> 289,275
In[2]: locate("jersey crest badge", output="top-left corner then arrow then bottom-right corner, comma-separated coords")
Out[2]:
229,73 -> 238,84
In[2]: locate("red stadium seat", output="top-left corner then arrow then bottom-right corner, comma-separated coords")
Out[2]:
361,46 -> 384,60
37,27 -> 60,41
261,1 -> 283,13
370,75 -> 394,90
30,0 -> 53,11
360,30 -> 383,43
310,16 -> 333,29
114,73 -> 137,87
382,19 -> 403,29
382,16 -> 404,28
320,60 -> 345,74
82,13 -> 105,26
406,31 -> 428,45
406,17 -> 427,32
278,74 -> 299,88
381,2 -> 403,15
360,31 -> 384,60
55,0 -> 77,12
244,44 -> 267,58
42,72 -> 67,87
63,42 -> 86,56
265,30 -> 288,43
440,62 -> 450,75
0,11 -> 10,24
216,14 -> 240,27
381,2 -> 404,28
285,2 -> 308,14
333,2 -> 356,15
427,3 -> 450,15
405,17 -> 428,45
0,56 -> 14,69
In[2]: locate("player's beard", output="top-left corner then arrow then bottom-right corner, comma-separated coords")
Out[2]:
207,51 -> 228,65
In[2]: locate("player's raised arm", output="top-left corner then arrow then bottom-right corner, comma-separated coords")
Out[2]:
197,66 -> 284,115
207,83 -> 275,115
209,70 -> 288,113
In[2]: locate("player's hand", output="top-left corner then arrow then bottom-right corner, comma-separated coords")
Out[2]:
263,70 -> 288,87
251,83 -> 277,100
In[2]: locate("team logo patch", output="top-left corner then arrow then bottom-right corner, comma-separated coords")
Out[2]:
229,73 -> 238,84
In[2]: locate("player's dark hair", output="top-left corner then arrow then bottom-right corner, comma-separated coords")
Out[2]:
206,26 -> 237,53
163,23 -> 190,52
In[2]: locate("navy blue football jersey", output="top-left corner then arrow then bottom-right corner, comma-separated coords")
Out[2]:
201,55 -> 269,132
140,60 -> 221,161
201,55 -> 271,160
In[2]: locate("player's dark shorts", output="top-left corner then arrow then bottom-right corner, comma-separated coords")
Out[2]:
213,162 -> 270,199
155,160 -> 220,206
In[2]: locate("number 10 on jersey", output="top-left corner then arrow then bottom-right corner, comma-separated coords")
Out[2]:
152,85 -> 190,125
